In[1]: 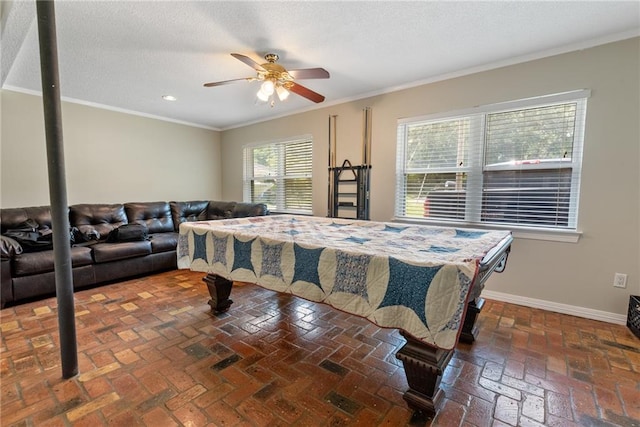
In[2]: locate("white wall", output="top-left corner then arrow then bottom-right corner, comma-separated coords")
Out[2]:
2,39 -> 637,320
1,90 -> 222,206
220,38 -> 640,319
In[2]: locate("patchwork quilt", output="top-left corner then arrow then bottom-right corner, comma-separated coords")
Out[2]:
177,215 -> 511,350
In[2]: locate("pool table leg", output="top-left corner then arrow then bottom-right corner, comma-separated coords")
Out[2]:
396,332 -> 454,417
459,297 -> 485,344
203,274 -> 233,313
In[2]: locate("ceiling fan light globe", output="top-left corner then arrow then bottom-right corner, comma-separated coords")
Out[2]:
261,80 -> 275,95
276,85 -> 290,101
257,89 -> 270,102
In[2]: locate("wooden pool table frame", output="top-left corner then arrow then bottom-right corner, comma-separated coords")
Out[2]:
201,235 -> 512,417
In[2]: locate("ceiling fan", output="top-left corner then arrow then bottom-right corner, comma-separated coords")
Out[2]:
204,53 -> 330,104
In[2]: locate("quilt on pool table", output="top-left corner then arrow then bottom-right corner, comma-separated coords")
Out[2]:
177,215 -> 511,349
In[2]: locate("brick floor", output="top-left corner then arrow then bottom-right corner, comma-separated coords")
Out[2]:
1,270 -> 639,426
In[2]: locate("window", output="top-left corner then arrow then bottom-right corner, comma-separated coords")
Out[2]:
395,90 -> 588,230
243,137 -> 313,214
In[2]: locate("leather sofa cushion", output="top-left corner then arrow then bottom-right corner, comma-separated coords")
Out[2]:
207,201 -> 236,220
1,206 -> 53,233
13,265 -> 95,301
233,202 -> 268,218
14,246 -> 93,276
149,233 -> 177,253
91,241 -> 152,263
170,201 -> 208,231
70,204 -> 127,240
125,202 -> 174,234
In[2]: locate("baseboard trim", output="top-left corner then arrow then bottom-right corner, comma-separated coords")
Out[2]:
480,290 -> 628,325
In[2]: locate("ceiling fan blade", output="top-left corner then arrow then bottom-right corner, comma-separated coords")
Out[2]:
288,82 -> 325,103
203,77 -> 252,87
288,68 -> 330,79
231,53 -> 266,72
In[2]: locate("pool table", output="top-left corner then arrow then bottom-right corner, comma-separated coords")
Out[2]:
178,215 -> 512,416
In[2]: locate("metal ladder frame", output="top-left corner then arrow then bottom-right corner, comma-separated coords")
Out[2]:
328,107 -> 372,220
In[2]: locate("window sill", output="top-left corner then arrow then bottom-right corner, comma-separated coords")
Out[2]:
391,217 -> 582,243
268,211 -> 314,216
509,227 -> 581,243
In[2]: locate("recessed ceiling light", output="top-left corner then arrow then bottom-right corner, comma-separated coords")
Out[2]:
162,95 -> 177,101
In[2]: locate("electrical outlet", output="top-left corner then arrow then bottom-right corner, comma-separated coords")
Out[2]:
613,273 -> 627,288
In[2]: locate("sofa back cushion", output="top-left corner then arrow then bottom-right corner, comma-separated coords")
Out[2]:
125,202 -> 174,234
70,204 -> 127,240
1,206 -> 53,234
233,202 -> 269,218
169,201 -> 209,231
207,201 -> 236,220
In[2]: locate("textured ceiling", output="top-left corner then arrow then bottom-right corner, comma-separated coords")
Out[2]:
2,1 -> 639,130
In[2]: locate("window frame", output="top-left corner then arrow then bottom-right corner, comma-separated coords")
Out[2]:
243,135 -> 313,215
395,90 -> 589,238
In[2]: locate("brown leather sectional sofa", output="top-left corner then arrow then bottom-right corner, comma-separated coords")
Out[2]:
0,200 -> 268,308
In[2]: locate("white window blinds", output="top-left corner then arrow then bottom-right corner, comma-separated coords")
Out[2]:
395,90 -> 588,230
243,137 -> 313,214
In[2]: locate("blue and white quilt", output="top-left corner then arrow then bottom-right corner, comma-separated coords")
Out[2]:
177,215 -> 511,350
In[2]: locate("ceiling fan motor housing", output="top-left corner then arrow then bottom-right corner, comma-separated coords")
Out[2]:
259,60 -> 292,83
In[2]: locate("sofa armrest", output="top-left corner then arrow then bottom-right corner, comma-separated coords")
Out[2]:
1,258 -> 13,307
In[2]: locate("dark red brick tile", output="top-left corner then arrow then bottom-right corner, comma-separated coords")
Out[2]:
193,383 -> 235,409
51,378 -> 83,404
164,367 -> 198,392
105,410 -> 145,426
33,415 -> 68,427
82,376 -> 113,399
376,384 -> 408,407
593,385 -> 624,416
140,406 -> 178,426
236,396 -> 277,426
453,374 -> 497,403
463,396 -> 494,427
432,399 -> 465,426
204,399 -> 244,425
21,378 -> 51,405
349,407 -> 384,426
2,270 -> 639,427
